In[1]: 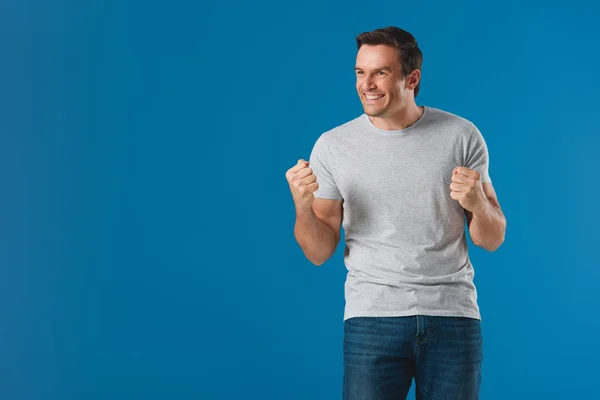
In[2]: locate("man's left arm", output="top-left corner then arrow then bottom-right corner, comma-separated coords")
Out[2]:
450,167 -> 506,252
465,182 -> 506,251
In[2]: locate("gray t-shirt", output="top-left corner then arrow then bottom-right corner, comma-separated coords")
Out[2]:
309,106 -> 492,321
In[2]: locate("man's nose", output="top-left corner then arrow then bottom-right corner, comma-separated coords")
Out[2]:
360,77 -> 376,91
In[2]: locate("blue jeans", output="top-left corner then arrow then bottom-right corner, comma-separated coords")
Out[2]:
343,315 -> 483,400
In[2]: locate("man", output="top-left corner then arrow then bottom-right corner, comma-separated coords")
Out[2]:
285,26 -> 506,399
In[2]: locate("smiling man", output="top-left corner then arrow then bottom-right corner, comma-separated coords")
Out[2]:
285,26 -> 506,399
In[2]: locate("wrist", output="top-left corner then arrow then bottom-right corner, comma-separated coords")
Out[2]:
295,201 -> 314,216
471,198 -> 491,218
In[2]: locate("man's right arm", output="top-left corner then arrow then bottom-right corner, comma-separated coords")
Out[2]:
294,198 -> 343,266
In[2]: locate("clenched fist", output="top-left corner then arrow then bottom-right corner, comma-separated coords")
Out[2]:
286,159 -> 319,210
450,166 -> 486,213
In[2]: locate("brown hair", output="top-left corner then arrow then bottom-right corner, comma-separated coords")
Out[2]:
356,27 -> 423,97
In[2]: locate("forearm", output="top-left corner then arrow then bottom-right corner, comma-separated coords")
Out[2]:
294,207 -> 337,265
469,201 -> 506,251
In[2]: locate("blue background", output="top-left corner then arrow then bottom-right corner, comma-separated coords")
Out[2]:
1,0 -> 599,398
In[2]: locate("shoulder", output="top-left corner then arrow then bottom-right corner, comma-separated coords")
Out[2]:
314,114 -> 365,145
425,106 -> 476,133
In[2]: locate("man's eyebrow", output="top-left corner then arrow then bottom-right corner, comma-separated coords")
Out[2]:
354,66 -> 393,72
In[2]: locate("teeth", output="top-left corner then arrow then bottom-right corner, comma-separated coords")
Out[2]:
366,94 -> 384,100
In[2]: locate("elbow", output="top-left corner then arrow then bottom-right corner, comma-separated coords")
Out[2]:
473,220 -> 506,252
475,234 -> 505,252
298,241 -> 337,266
296,246 -> 330,266
307,253 -> 330,266
489,222 -> 507,252
306,250 -> 335,266
486,238 -> 504,252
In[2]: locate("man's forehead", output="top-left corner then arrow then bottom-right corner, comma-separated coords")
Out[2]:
355,46 -> 400,70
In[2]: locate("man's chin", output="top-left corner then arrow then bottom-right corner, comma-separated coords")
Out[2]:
363,108 -> 386,117
362,102 -> 388,116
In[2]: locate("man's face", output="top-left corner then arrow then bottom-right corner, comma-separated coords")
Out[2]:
355,44 -> 411,117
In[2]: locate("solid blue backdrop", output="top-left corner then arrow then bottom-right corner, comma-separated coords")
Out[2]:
1,0 -> 599,399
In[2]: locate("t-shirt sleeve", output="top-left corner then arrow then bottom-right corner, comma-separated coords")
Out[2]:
308,136 -> 343,200
465,123 -> 492,183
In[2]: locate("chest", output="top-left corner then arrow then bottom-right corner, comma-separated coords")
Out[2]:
333,138 -> 462,201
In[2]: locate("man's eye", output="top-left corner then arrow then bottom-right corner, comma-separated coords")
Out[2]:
377,71 -> 386,76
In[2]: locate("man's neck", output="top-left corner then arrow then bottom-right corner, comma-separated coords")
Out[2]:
368,104 -> 424,131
